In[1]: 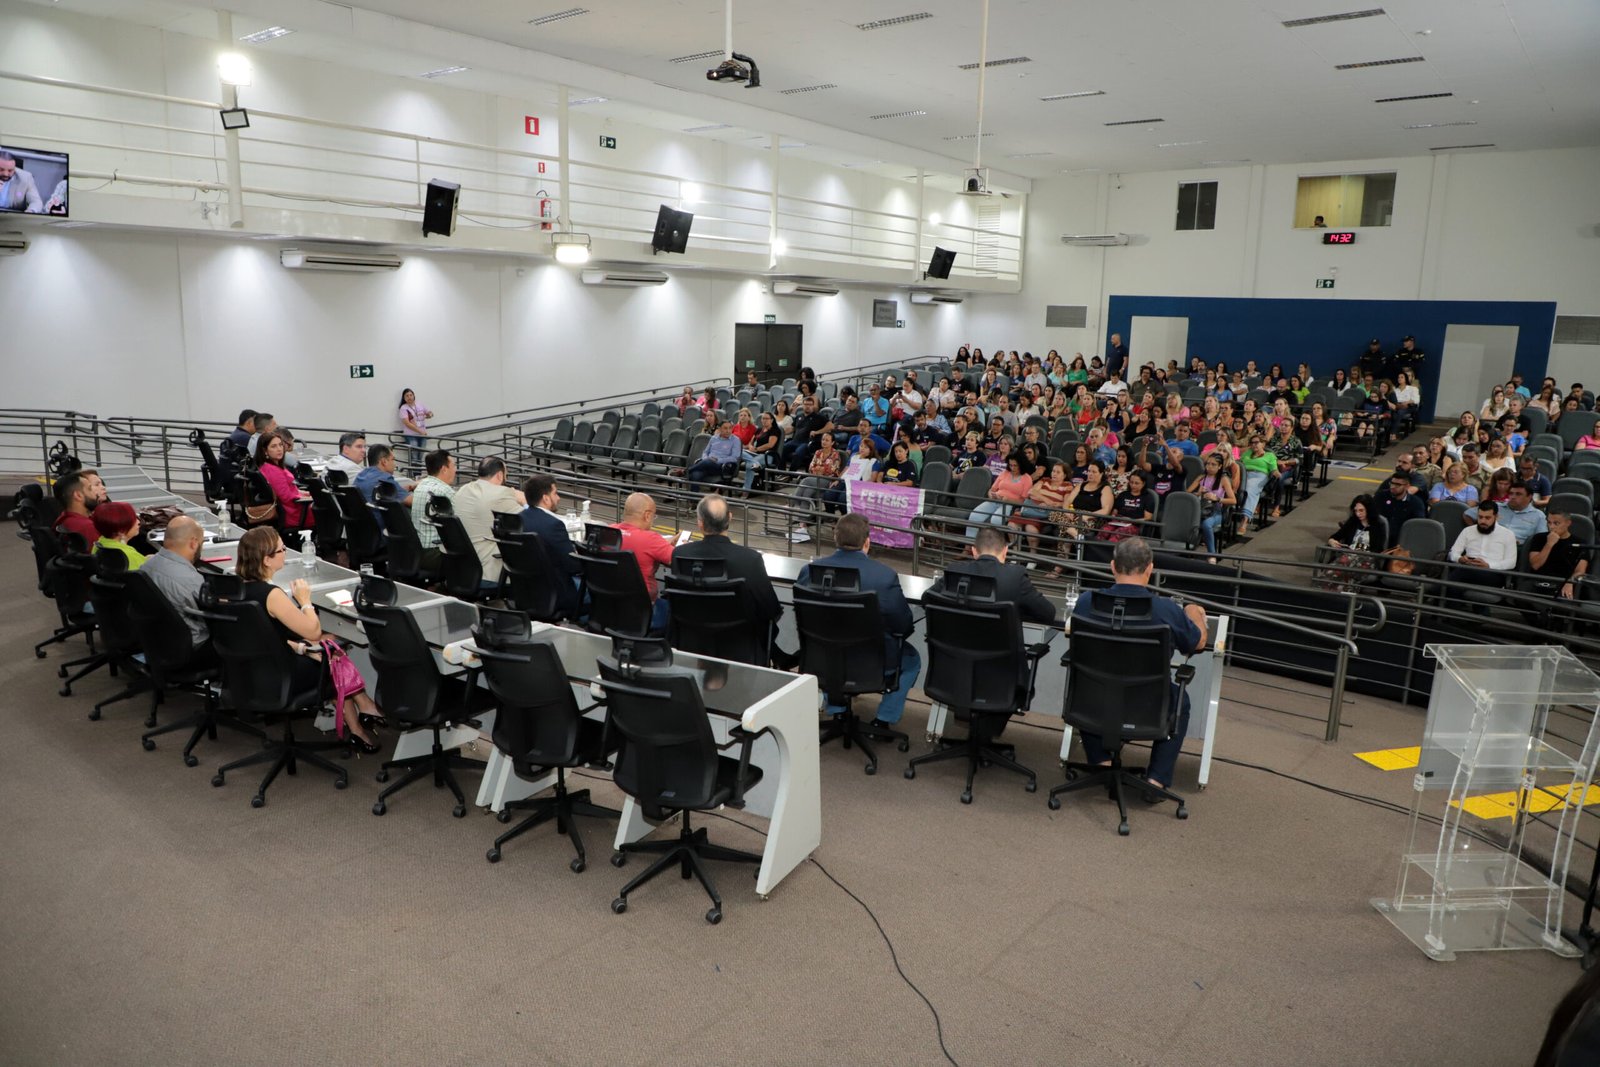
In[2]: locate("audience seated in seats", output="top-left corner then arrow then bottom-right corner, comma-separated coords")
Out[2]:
1411,443 -> 1445,489
245,412 -> 276,460
1430,462 -> 1480,506
1328,494 -> 1387,556
1515,455 -> 1553,508
1497,481 -> 1549,545
611,492 -> 676,633
1237,434 -> 1280,532
1482,438 -> 1515,474
1373,471 -> 1427,536
798,513 -> 921,730
1481,386 -> 1512,424
1526,511 -> 1590,603
255,431 -> 313,530
1065,461 -> 1114,543
1266,420 -> 1302,518
53,468 -> 106,546
1073,537 -> 1208,792
410,449 -> 457,573
1448,500 -> 1518,603
226,409 -> 255,453
92,501 -> 148,571
516,472 -> 577,610
687,421 -> 744,488
741,411 -> 782,491
353,444 -> 412,527
1457,445 -> 1491,498
325,432 -> 368,480
780,395 -> 833,471
673,494 -> 792,667
967,451 -> 1034,538
233,526 -> 383,751
827,436 -> 881,512
791,434 -> 844,542
452,457 -> 527,587
1106,469 -> 1156,538
139,516 -> 213,658
846,417 -> 891,457
1009,459 -> 1073,555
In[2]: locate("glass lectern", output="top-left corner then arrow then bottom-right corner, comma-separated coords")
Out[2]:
1373,645 -> 1600,961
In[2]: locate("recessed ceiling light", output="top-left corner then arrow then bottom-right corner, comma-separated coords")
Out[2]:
568,96 -> 606,106
839,160 -> 885,168
529,7 -> 589,25
779,83 -> 837,95
418,65 -> 469,78
1375,92 -> 1453,103
1040,90 -> 1105,101
670,49 -> 726,64
857,13 -> 934,31
1281,8 -> 1385,29
958,56 -> 1031,70
1200,159 -> 1250,166
239,26 -> 293,44
1403,120 -> 1476,129
1156,140 -> 1208,148
870,109 -> 927,120
1335,56 -> 1424,70
683,123 -> 733,133
1004,151 -> 1054,159
941,132 -> 994,141
1429,143 -> 1496,151
1104,117 -> 1163,126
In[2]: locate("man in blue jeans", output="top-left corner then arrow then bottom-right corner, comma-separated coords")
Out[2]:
797,513 -> 920,728
1072,537 -> 1208,791
686,421 -> 743,487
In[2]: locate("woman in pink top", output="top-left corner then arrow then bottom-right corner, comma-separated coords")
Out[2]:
254,431 -> 313,529
1575,432 -> 1600,452
398,387 -> 433,468
966,452 -> 1035,538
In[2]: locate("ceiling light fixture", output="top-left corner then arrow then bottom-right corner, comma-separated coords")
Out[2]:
942,133 -> 993,141
1429,143 -> 1496,151
1040,90 -> 1105,101
1281,8 -> 1385,28
530,7 -> 590,25
683,123 -> 734,132
1403,120 -> 1476,129
1004,151 -> 1054,158
857,13 -> 933,31
670,49 -> 726,64
928,213 -> 941,226
1156,140 -> 1207,148
958,55 -> 1031,70
1104,117 -> 1163,126
1335,56 -> 1424,69
551,231 -> 592,264
870,109 -> 927,120
779,83 -> 837,95
216,52 -> 254,86
1375,92 -> 1454,103
418,65 -> 469,78
239,26 -> 293,44
1200,159 -> 1250,166
568,95 -> 607,105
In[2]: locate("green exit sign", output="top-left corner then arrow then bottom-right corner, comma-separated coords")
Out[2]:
763,313 -> 777,324
1315,278 -> 1336,290
349,364 -> 375,379
598,135 -> 617,149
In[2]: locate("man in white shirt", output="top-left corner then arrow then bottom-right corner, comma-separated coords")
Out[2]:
1096,370 -> 1129,398
325,432 -> 367,480
0,151 -> 43,213
1448,500 -> 1518,608
453,457 -> 527,585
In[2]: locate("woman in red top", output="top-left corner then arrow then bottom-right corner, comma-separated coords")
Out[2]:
255,431 -> 313,529
731,408 -> 758,448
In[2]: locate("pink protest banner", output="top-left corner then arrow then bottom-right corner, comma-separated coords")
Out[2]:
846,481 -> 923,549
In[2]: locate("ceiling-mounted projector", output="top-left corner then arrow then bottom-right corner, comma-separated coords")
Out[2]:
1060,233 -> 1130,246
960,168 -> 992,197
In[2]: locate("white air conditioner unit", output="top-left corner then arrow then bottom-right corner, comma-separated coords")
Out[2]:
773,280 -> 840,298
1060,233 -> 1130,247
910,291 -> 964,305
0,232 -> 29,256
280,248 -> 402,273
581,269 -> 670,287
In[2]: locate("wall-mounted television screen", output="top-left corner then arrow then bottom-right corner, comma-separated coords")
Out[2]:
0,145 -> 70,216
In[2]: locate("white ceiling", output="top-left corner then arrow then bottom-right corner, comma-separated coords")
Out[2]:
24,0 -> 1600,179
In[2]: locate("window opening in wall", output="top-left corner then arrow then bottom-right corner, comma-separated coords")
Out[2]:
1294,172 -> 1395,228
1175,181 -> 1217,231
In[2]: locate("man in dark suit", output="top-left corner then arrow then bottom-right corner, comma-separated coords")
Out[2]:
672,494 -> 797,666
520,472 -> 582,616
797,514 -> 920,728
944,527 -> 1058,626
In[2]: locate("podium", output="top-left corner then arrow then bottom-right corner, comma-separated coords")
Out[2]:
1373,645 -> 1600,961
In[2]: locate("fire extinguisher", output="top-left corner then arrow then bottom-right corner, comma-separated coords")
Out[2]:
537,190 -> 552,230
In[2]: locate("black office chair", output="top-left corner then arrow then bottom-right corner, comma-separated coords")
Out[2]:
576,545 -> 653,637
83,550 -> 154,722
663,556 -> 772,666
49,534 -> 111,696
377,499 -> 433,587
434,512 -> 499,602
333,485 -> 387,573
1049,592 -> 1193,835
305,478 -> 347,562
494,521 -> 565,623
904,574 -> 1046,803
30,525 -> 97,661
197,576 -> 350,806
189,429 -> 229,506
597,653 -> 763,924
473,607 -> 618,871
354,577 -> 486,817
792,564 -> 912,775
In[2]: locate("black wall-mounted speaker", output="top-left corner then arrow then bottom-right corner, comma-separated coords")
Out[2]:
422,179 -> 460,237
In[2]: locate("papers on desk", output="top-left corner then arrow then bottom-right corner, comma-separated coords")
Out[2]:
324,589 -> 354,609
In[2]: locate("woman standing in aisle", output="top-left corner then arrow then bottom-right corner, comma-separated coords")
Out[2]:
398,388 -> 433,470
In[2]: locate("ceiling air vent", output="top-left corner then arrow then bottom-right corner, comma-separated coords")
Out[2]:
1281,8 -> 1385,28
1105,118 -> 1163,127
958,56 -> 1031,70
529,7 -> 589,25
857,13 -> 933,31
670,50 -> 725,64
780,84 -> 837,95
1045,305 -> 1089,329
1335,56 -> 1424,69
1375,92 -> 1453,103
1554,316 -> 1600,346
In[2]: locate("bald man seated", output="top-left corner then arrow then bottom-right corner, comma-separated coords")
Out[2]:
138,516 -> 218,664
671,494 -> 796,667
611,492 -> 676,634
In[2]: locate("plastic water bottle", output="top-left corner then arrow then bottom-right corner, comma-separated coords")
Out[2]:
580,499 -> 592,524
302,539 -> 317,573
214,500 -> 233,540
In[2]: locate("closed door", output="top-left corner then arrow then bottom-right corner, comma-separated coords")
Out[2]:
1436,325 -> 1518,422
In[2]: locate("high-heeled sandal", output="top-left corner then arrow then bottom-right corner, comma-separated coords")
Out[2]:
346,733 -> 381,755
358,712 -> 387,731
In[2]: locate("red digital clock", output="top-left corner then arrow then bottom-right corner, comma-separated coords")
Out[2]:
1322,231 -> 1356,244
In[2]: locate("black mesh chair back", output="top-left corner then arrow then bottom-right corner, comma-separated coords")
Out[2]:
664,557 -> 764,665
28,522 -> 60,591
305,479 -> 345,556
334,485 -> 386,569
434,513 -> 487,600
495,531 -> 564,622
596,656 -> 720,820
87,550 -> 141,657
577,547 -> 653,636
584,523 -> 624,552
200,585 -> 319,715
923,576 -> 1024,713
190,430 -> 228,504
793,567 -> 887,700
47,533 -> 96,617
354,577 -> 443,729
475,611 -> 591,774
323,468 -> 349,488
125,571 -> 203,674
1064,597 -> 1177,744
377,499 -> 426,582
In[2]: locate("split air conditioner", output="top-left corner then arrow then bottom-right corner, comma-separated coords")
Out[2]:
1060,233 -> 1129,247
280,248 -> 402,272
910,291 -> 964,305
0,232 -> 29,256
580,269 -> 670,287
773,280 -> 840,298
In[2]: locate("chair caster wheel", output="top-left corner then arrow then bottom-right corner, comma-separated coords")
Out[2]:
496,809 -> 512,823
864,762 -> 877,776
611,852 -> 627,868
145,716 -> 158,729
64,688 -> 76,699
1118,822 -> 1130,836
705,907 -> 722,925
1176,805 -> 1189,820
372,802 -> 386,816
141,738 -> 156,751
334,777 -> 348,790
36,650 -> 45,659
184,755 -> 199,767
453,805 -> 467,819
960,790 -> 973,804
1025,779 -> 1037,793
1064,769 -> 1078,782
57,666 -> 68,678
897,739 -> 910,752
251,795 -> 266,808
904,767 -> 916,780
570,858 -> 586,874
211,773 -> 225,788
1047,795 -> 1061,810
375,770 -> 389,783
611,897 -> 627,914
486,848 -> 501,863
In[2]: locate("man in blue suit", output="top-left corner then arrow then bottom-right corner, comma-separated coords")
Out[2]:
520,472 -> 582,617
797,513 -> 920,728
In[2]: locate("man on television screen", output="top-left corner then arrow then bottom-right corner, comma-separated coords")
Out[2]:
0,151 -> 44,213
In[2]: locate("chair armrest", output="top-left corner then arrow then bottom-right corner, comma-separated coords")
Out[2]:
717,725 -> 765,809
1174,663 -> 1197,685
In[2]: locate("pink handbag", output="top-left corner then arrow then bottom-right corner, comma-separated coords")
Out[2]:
319,639 -> 366,738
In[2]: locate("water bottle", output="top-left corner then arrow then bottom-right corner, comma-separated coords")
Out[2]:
214,500 -> 233,540
580,499 -> 592,523
302,539 -> 318,573
360,563 -> 375,578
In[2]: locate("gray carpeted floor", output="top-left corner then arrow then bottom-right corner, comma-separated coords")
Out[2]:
0,521 -> 1578,1067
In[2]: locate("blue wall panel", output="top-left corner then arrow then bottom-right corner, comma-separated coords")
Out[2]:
1106,296 -> 1557,421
